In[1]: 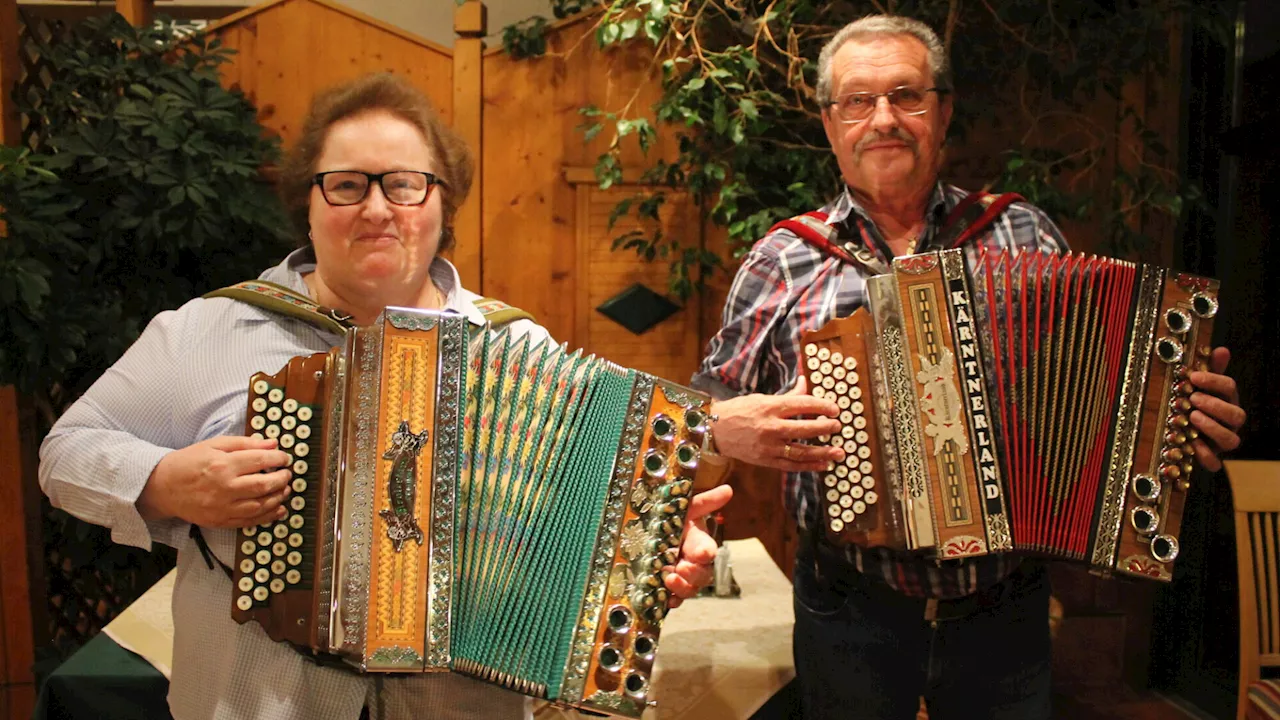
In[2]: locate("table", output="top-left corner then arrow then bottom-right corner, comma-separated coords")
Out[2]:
34,539 -> 796,720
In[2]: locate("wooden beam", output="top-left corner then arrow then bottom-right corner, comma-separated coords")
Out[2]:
0,387 -> 42,693
115,0 -> 153,26
0,0 -> 18,148
451,1 -> 486,292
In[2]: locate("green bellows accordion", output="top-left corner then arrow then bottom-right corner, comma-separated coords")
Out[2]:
230,307 -> 712,718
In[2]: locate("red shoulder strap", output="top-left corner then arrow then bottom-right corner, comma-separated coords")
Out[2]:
766,211 -> 860,265
942,191 -> 1025,249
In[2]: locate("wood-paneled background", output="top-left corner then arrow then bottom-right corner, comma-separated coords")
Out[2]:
0,0 -> 1198,714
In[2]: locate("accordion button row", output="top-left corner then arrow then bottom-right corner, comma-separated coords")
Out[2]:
804,342 -> 876,534
235,382 -> 317,612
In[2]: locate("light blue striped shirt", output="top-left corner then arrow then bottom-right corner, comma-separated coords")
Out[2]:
39,248 -> 543,720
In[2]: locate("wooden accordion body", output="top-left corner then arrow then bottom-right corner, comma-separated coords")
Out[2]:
230,308 -> 712,718
802,248 -> 1220,581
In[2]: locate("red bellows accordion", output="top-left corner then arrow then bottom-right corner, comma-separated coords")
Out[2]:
802,248 -> 1220,581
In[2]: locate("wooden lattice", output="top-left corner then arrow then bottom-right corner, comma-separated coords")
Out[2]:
15,9 -> 69,151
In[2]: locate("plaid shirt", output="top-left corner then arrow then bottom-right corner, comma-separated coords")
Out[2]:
692,183 -> 1068,599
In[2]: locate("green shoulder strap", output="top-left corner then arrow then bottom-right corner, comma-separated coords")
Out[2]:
471,296 -> 536,327
203,281 -> 534,332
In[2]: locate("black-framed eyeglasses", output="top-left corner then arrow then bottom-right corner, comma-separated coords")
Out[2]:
313,171 -> 446,206
827,86 -> 947,124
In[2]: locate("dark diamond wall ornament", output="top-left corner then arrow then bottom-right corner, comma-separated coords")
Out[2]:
596,283 -> 681,335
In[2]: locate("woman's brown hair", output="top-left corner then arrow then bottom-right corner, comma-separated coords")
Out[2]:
278,72 -> 474,251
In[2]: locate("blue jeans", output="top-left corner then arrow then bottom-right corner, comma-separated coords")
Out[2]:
791,550 -> 1052,720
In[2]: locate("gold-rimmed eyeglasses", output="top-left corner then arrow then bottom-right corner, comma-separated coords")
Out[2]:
827,86 -> 946,124
313,171 -> 446,206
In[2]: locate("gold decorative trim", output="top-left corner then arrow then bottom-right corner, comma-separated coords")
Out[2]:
1091,265 -> 1163,569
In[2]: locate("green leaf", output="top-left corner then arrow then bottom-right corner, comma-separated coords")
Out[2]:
684,77 -> 706,92
738,98 -> 758,120
620,18 -> 640,41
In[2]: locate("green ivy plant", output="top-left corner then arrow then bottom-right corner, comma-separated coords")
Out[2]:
0,12 -> 291,419
503,0 -> 1225,300
0,12 -> 291,656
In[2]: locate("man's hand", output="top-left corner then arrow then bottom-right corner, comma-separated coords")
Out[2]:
663,484 -> 733,608
1188,347 -> 1246,472
710,377 -> 844,472
137,436 -> 294,528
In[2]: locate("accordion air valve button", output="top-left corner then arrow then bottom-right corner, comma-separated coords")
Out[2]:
1164,308 -> 1191,334
650,414 -> 677,443
1131,474 -> 1161,502
642,450 -> 668,480
1191,292 -> 1218,318
1150,534 -> 1180,563
1130,506 -> 1160,535
1155,337 -> 1184,364
598,646 -> 624,673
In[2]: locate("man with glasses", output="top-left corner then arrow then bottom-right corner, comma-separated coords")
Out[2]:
693,14 -> 1243,720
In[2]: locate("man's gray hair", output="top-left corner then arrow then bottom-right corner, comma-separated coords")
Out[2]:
815,15 -> 952,107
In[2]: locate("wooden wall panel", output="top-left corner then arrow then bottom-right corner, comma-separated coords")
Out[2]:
209,0 -> 454,146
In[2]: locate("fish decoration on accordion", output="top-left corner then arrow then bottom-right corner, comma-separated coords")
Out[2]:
801,248 -> 1221,582
231,307 -> 716,718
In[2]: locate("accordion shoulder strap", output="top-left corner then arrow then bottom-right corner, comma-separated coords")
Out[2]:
203,282 -> 536,331
769,190 -> 1025,268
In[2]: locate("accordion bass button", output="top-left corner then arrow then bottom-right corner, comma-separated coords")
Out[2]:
1159,464 -> 1181,480
1161,447 -> 1184,463
1170,397 -> 1192,413
1168,414 -> 1189,430
1150,534 -> 1180,563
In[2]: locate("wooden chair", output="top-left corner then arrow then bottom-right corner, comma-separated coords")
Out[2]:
1226,460 -> 1280,720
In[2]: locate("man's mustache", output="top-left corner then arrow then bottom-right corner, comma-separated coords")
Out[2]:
854,129 -> 918,160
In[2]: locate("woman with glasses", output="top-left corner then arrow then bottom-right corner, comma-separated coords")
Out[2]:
39,72 -> 730,720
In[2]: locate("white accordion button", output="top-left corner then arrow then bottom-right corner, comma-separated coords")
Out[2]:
843,440 -> 857,454
236,595 -> 253,611
831,351 -> 844,365
297,407 -> 313,422
286,569 -> 301,585
287,551 -> 302,566
253,380 -> 269,395
283,399 -> 298,413
288,532 -> 303,547
817,347 -> 830,361
850,485 -> 864,500
830,518 -> 844,532
844,356 -> 857,371
240,541 -> 255,555
865,490 -> 878,505
290,496 -> 306,511
807,357 -> 820,370
296,425 -> 311,440
266,406 -> 282,422
254,568 -> 269,583
289,516 -> 305,530
855,430 -> 870,444
237,577 -> 253,592
857,445 -> 872,460
823,474 -> 838,488
838,495 -> 853,509
279,434 -> 295,449
821,376 -> 835,390
281,416 -> 297,431
862,476 -> 875,490
833,366 -> 846,380
269,579 -> 285,594
239,559 -> 254,574
265,425 -> 280,439
242,526 -> 255,537
273,524 -> 288,539
860,460 -> 873,474
252,398 -> 267,413
835,381 -> 848,395
255,550 -> 270,565
251,433 -> 264,441
836,479 -> 850,493
271,560 -> 286,575
253,586 -> 269,602
292,478 -> 307,493
853,500 -> 866,514
826,489 -> 839,502
804,344 -> 818,357
267,388 -> 284,403
257,532 -> 272,546
837,395 -> 851,409
853,416 -> 868,430
250,416 -> 266,430
294,443 -> 309,457
293,460 -> 308,475
841,426 -> 855,439
273,542 -> 287,557
827,505 -> 841,518
841,509 -> 856,522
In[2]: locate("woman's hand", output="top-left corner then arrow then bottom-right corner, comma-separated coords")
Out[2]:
663,484 -> 733,608
137,436 -> 294,528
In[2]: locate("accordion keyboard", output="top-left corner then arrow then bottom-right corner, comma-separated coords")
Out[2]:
231,353 -> 329,645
